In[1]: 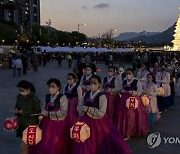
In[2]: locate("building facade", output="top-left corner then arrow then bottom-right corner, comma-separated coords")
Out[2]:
0,0 -> 40,26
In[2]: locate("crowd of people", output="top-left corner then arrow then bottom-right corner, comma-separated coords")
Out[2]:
11,51 -> 180,154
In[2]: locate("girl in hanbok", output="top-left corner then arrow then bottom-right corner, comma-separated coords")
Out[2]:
156,64 -> 172,112
115,69 -> 149,140
64,73 -> 82,127
143,74 -> 160,127
80,65 -> 93,95
115,65 -> 126,93
103,66 -> 117,121
118,65 -> 126,80
29,78 -> 69,154
72,75 -> 132,154
137,64 -> 149,90
114,66 -> 119,78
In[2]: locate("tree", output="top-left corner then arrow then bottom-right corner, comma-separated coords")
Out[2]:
71,31 -> 87,46
101,29 -> 115,47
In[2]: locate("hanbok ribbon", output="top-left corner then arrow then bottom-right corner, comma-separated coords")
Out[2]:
47,102 -> 55,107
46,91 -> 60,110
85,98 -> 94,104
83,80 -> 90,85
66,90 -> 72,94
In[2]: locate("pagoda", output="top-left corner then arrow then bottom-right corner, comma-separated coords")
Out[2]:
172,7 -> 180,51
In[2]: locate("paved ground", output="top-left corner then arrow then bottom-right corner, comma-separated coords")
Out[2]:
0,60 -> 179,154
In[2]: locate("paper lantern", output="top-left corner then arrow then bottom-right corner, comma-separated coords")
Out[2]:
4,118 -> 13,131
97,68 -> 101,72
4,117 -> 18,131
22,125 -> 42,145
70,122 -> 90,143
9,117 -> 18,130
141,95 -> 150,106
126,97 -> 138,110
158,87 -> 165,96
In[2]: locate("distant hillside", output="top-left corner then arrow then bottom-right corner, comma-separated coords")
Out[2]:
129,24 -> 175,45
114,31 -> 159,41
41,25 -> 59,32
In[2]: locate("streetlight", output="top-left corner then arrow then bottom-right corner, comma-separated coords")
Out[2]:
46,19 -> 52,45
78,24 -> 86,46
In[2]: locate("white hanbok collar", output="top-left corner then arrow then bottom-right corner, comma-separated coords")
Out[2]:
90,90 -> 100,99
50,91 -> 60,103
85,74 -> 92,80
160,71 -> 167,79
68,82 -> 77,91
126,77 -> 137,85
107,76 -> 114,83
119,71 -> 125,75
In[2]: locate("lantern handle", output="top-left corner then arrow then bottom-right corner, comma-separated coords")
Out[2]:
30,113 -> 42,117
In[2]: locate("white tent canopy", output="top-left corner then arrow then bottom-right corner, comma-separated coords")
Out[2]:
38,46 -> 55,52
85,47 -> 98,52
37,46 -> 134,53
114,48 -> 134,53
71,47 -> 85,53
97,48 -> 110,52
54,46 -> 71,52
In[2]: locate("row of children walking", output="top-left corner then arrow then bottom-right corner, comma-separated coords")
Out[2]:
15,63 -> 174,154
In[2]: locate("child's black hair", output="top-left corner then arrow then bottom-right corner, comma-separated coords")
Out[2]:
114,66 -> 118,72
91,75 -> 102,84
108,66 -> 115,72
126,68 -> 134,74
147,73 -> 156,84
67,73 -> 77,81
119,65 -> 124,68
47,78 -> 61,88
29,82 -> 36,93
85,65 -> 92,69
17,80 -> 36,93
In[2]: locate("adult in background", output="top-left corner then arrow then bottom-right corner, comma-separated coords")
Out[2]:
109,54 -> 113,66
85,54 -> 91,64
32,54 -> 38,72
43,52 -> 47,66
12,55 -> 17,77
67,54 -> 73,68
38,53 -> 42,66
57,53 -> 62,67
15,56 -> 22,77
21,54 -> 28,75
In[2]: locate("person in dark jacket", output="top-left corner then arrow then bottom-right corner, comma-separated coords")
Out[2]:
14,80 -> 41,154
32,54 -> 38,72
